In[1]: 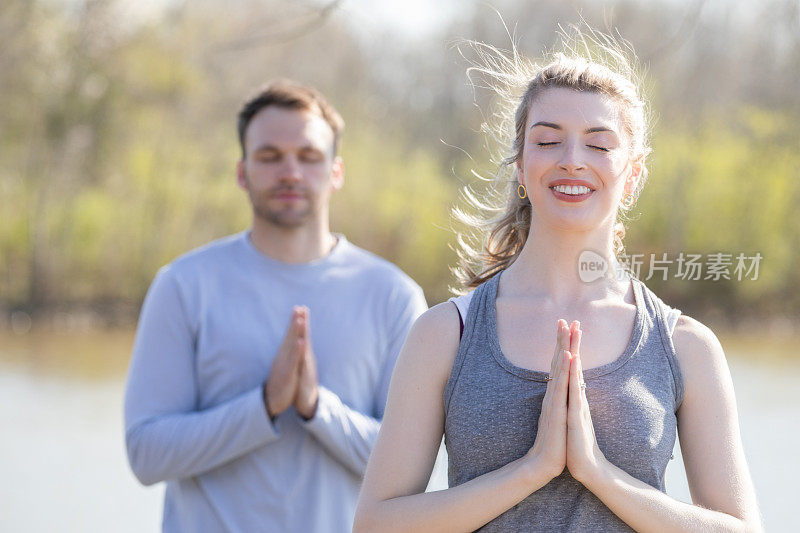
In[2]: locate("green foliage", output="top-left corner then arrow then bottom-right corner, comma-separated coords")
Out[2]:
630,108 -> 800,315
1,0 -> 798,324
334,124 -> 458,304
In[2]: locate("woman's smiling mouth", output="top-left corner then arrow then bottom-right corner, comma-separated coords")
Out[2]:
550,184 -> 595,202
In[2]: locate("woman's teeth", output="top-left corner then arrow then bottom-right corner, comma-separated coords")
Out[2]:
552,185 -> 592,195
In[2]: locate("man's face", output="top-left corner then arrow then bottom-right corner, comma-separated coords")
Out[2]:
237,107 -> 343,229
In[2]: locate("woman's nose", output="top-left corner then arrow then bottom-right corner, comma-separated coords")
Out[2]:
557,141 -> 587,173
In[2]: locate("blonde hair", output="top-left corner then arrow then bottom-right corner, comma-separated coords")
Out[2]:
451,24 -> 653,292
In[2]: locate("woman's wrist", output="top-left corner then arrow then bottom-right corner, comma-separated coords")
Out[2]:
517,455 -> 558,493
574,456 -> 612,492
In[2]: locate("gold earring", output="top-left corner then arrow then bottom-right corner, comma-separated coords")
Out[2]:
517,183 -> 528,199
621,192 -> 636,209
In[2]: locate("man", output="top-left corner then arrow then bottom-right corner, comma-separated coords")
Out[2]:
124,80 -> 427,532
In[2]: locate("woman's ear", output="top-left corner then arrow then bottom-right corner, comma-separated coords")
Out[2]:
626,157 -> 644,193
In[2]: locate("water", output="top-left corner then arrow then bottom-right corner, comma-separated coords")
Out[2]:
0,331 -> 796,531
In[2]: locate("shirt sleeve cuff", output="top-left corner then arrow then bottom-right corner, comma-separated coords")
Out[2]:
245,385 -> 281,444
297,385 -> 339,432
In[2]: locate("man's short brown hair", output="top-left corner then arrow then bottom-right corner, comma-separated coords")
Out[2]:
237,79 -> 344,159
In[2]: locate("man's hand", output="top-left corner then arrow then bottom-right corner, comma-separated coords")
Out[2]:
294,308 -> 319,420
263,306 -> 306,419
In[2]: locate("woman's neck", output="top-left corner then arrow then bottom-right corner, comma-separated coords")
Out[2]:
501,220 -> 626,306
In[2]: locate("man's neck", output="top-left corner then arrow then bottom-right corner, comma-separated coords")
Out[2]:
248,219 -> 338,264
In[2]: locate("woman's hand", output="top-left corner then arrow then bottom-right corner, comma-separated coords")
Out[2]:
524,319 -> 574,482
565,324 -> 609,485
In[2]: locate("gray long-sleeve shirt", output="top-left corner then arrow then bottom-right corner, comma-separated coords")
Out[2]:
124,230 -> 427,532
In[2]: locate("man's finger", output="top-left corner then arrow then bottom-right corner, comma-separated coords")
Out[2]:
297,341 -> 308,370
302,307 -> 311,342
285,307 -> 302,340
294,338 -> 305,366
295,306 -> 306,331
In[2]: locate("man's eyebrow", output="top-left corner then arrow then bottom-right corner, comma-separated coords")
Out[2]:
252,144 -> 279,152
253,144 -> 323,152
529,121 -> 616,135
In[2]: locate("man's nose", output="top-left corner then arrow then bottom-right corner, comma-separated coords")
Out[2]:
557,141 -> 587,174
279,155 -> 302,181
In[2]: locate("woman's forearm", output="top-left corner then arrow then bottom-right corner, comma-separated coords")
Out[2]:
583,460 -> 762,533
354,456 -> 553,533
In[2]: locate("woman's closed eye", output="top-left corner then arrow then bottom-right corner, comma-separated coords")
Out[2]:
536,141 -> 610,152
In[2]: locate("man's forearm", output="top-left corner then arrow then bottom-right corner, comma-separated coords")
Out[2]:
583,459 -> 761,532
299,385 -> 380,477
126,385 -> 279,485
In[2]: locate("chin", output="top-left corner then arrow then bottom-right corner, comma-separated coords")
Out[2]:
253,206 -> 313,228
543,212 -> 601,233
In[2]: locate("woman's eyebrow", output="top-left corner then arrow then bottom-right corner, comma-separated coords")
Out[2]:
530,121 -> 616,135
585,126 -> 615,134
530,121 -> 561,131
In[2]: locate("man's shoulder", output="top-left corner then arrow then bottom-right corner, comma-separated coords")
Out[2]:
340,240 -> 422,295
161,232 -> 245,280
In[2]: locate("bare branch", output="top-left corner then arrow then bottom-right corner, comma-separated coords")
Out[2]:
211,0 -> 342,53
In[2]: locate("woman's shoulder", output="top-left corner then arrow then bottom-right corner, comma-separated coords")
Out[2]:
411,301 -> 462,351
671,314 -> 730,404
398,301 -> 463,385
415,301 -> 461,328
672,314 -> 724,361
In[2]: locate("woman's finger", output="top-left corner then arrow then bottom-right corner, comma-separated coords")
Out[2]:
548,320 -> 568,390
557,349 -> 571,407
568,352 -> 577,413
560,321 -> 570,355
552,319 -> 568,362
569,321 -> 582,357
549,320 -> 563,377
546,321 -> 561,385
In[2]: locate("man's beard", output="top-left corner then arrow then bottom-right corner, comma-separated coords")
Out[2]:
249,187 -> 315,228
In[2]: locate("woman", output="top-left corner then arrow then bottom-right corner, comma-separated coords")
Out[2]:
354,28 -> 763,532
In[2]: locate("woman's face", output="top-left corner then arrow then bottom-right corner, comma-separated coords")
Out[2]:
518,86 -> 639,233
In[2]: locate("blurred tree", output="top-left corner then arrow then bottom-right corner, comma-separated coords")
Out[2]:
0,0 -> 797,326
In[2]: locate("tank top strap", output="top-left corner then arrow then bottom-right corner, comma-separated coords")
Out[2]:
448,290 -> 475,340
443,275 -> 496,415
632,277 -> 686,409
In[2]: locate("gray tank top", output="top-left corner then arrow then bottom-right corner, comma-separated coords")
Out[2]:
443,271 -> 684,532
